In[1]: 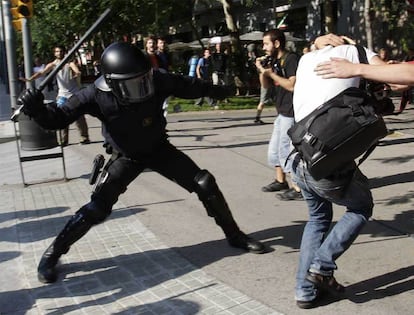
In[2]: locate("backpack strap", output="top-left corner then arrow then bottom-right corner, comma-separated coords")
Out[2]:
356,45 -> 369,90
278,52 -> 296,78
279,51 -> 290,67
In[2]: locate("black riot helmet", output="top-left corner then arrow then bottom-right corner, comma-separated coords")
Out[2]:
101,42 -> 154,104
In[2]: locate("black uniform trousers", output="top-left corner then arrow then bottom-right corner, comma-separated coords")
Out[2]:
93,140 -> 201,215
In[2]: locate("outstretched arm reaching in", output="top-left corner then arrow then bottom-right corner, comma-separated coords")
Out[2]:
315,58 -> 414,87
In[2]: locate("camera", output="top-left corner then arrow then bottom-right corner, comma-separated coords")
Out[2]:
259,55 -> 284,76
259,55 -> 273,68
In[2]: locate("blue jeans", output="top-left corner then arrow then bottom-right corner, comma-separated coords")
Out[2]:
267,114 -> 294,172
292,158 -> 373,302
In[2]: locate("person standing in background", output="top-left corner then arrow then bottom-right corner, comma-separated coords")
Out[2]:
255,29 -> 302,201
156,37 -> 171,72
210,43 -> 228,109
144,35 -> 161,70
26,46 -> 90,146
188,53 -> 199,78
253,56 -> 272,124
156,36 -> 178,113
195,48 -> 214,107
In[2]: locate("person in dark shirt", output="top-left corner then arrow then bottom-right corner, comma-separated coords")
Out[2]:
156,36 -> 171,72
255,29 -> 302,200
17,42 -> 267,284
210,43 -> 228,108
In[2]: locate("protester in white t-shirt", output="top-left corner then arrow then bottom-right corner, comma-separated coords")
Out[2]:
292,35 -> 386,309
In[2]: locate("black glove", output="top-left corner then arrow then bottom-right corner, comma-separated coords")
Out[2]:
17,88 -> 44,117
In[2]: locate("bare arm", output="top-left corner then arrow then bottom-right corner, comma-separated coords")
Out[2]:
26,61 -> 55,81
69,61 -> 81,78
196,63 -> 202,78
315,58 -> 414,86
262,68 -> 296,92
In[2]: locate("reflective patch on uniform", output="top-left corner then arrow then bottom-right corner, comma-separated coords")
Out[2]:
143,117 -> 153,127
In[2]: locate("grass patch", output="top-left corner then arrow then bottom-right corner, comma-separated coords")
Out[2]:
167,95 -> 260,113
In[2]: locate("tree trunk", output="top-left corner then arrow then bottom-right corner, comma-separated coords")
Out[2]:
364,0 -> 373,50
324,0 -> 335,33
219,0 -> 246,90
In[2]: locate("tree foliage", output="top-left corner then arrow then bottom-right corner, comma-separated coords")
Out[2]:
24,1 -> 414,64
29,0 -> 192,59
369,0 -> 414,56
364,0 -> 414,58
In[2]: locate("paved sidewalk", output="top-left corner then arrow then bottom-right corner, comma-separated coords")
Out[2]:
0,181 -> 279,315
0,105 -> 414,315
0,111 -> 281,315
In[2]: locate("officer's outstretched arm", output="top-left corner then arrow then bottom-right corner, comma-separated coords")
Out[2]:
17,88 -> 76,130
208,84 -> 236,100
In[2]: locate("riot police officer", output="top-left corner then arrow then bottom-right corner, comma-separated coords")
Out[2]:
17,42 -> 267,284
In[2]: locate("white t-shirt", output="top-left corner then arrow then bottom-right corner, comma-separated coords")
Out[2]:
56,63 -> 80,98
293,45 -> 377,121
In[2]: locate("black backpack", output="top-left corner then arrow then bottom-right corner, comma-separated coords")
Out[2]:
287,46 -> 388,180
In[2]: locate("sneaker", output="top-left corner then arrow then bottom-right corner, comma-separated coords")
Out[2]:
254,119 -> 264,124
79,139 -> 91,145
261,181 -> 289,192
278,188 -> 303,201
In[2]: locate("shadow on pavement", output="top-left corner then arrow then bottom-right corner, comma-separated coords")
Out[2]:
345,265 -> 414,303
369,171 -> 414,189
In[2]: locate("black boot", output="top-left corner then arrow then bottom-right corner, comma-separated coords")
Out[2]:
37,244 -> 62,283
226,230 -> 267,254
195,170 -> 267,254
37,211 -> 93,283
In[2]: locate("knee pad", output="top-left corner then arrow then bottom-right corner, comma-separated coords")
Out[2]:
194,169 -> 217,197
76,200 -> 111,225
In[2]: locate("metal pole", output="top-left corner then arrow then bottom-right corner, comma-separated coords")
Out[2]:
0,3 -> 9,88
2,0 -> 19,109
21,17 -> 33,89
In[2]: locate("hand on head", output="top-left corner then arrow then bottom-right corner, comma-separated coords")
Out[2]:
314,33 -> 356,49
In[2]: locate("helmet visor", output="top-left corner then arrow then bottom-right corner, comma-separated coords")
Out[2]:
110,70 -> 154,103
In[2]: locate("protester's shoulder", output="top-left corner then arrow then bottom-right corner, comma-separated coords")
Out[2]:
363,47 -> 378,64
335,44 -> 377,63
